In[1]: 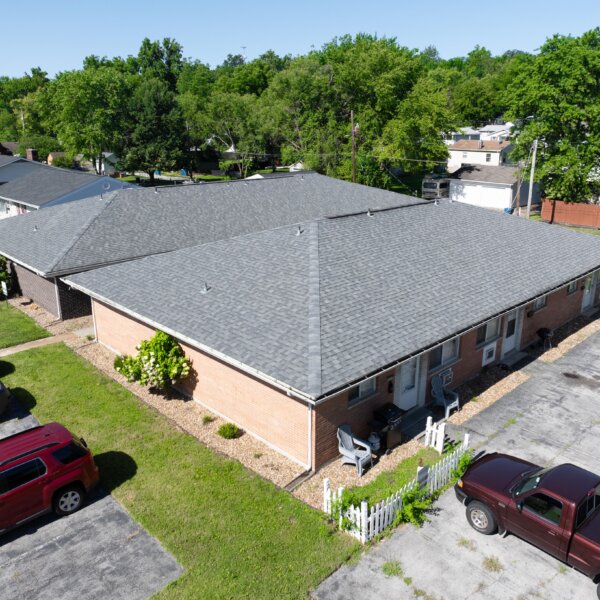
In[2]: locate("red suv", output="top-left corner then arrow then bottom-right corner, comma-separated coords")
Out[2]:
0,423 -> 100,533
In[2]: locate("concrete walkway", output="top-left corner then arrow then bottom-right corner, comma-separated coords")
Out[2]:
0,333 -> 71,358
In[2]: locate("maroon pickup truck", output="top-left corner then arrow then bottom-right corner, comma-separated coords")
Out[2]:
455,453 -> 600,598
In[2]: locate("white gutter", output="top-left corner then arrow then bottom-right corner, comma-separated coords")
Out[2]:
63,279 -> 318,405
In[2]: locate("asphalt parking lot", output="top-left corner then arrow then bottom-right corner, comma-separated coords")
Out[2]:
316,329 -> 600,600
0,406 -> 182,600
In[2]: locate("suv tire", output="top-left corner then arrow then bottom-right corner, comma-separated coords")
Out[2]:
53,485 -> 85,516
466,501 -> 497,535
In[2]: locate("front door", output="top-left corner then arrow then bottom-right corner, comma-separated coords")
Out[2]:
581,275 -> 595,312
501,309 -> 523,357
394,357 -> 420,411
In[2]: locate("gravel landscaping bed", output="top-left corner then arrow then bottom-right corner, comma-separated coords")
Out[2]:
8,297 -> 93,335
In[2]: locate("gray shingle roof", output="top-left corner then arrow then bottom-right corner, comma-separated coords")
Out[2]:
0,165 -> 104,207
65,201 -> 600,400
452,165 -> 518,184
0,155 -> 19,168
0,173 -> 421,276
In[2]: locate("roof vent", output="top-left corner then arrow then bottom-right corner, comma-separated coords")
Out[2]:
296,225 -> 304,236
33,225 -> 38,232
200,281 -> 211,294
367,208 -> 373,217
154,187 -> 158,194
434,199 -> 439,206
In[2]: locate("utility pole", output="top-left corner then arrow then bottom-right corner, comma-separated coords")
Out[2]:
351,110 -> 357,183
526,139 -> 538,219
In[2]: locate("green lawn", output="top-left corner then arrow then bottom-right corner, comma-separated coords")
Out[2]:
2,344 -> 357,599
346,447 -> 441,506
0,303 -> 50,349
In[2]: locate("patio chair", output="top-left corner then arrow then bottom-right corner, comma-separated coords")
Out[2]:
337,424 -> 373,477
431,374 -> 460,420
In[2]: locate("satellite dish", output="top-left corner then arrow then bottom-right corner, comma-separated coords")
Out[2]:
103,182 -> 111,191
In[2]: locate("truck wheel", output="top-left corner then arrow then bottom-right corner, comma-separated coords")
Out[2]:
53,485 -> 86,516
466,501 -> 497,535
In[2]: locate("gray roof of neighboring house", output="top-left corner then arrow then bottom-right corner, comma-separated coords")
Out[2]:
452,165 -> 519,185
65,201 -> 600,400
0,172 -> 421,276
0,155 -> 19,168
0,164 -> 105,207
0,141 -> 19,155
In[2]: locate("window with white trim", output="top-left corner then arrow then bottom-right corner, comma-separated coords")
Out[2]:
485,153 -> 492,163
567,281 -> 577,295
348,378 -> 377,406
429,338 -> 460,371
476,318 -> 500,346
462,152 -> 468,159
533,295 -> 547,311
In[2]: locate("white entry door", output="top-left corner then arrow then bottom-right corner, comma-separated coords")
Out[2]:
394,357 -> 420,411
581,275 -> 595,312
501,308 -> 523,357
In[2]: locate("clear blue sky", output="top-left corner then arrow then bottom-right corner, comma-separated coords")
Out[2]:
4,0 -> 599,77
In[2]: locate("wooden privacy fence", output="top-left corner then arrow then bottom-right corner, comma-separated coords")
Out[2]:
541,199 -> 600,229
323,435 -> 470,543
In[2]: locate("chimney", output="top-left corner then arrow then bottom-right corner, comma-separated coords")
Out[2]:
26,148 -> 38,162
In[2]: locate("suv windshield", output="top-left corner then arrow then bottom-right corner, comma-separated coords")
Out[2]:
513,466 -> 555,497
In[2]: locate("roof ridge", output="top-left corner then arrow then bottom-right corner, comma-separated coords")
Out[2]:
306,220 -> 323,397
47,191 -> 120,274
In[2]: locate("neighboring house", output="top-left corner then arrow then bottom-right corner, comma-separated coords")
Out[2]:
47,152 -> 67,166
448,140 -> 513,171
450,165 -> 540,211
0,141 -> 18,155
0,160 -> 135,219
443,127 -> 480,146
100,152 -> 118,175
245,172 -> 296,180
64,200 -> 600,470
0,172 -> 420,319
478,123 -> 513,141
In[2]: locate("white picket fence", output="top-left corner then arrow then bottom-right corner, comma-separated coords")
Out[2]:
323,435 -> 470,543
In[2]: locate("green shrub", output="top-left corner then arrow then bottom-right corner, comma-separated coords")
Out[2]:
217,423 -> 242,439
113,330 -> 191,390
452,449 -> 474,480
393,485 -> 433,528
202,415 -> 215,425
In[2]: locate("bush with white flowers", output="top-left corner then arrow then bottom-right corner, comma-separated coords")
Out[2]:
114,330 -> 191,390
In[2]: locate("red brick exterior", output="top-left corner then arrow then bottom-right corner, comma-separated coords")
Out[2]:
93,300 -> 310,467
92,276 -> 597,471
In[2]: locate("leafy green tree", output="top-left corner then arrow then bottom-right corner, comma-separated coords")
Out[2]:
120,78 -> 186,182
505,28 -> 600,200
137,37 -> 183,90
40,67 -> 132,173
378,72 -> 458,173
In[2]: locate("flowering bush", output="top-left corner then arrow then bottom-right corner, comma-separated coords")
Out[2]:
113,331 -> 191,390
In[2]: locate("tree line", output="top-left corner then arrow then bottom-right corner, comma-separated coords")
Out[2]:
1,29 -> 599,198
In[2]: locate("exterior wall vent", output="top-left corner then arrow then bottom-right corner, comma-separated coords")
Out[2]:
482,342 -> 496,367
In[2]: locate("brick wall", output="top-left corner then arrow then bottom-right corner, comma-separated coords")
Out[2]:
13,265 -> 59,317
57,280 -> 92,319
313,374 -> 395,468
93,300 -> 310,467
521,284 -> 584,348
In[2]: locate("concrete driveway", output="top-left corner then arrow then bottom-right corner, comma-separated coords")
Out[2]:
316,329 -> 600,600
0,404 -> 183,600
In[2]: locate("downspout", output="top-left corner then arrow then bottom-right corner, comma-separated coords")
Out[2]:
53,277 -> 62,320
307,403 -> 313,471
